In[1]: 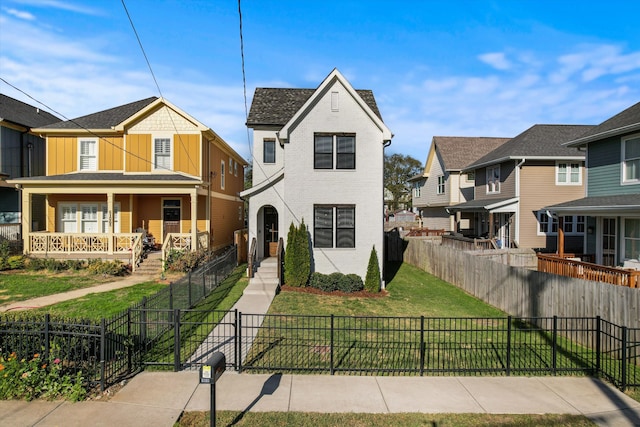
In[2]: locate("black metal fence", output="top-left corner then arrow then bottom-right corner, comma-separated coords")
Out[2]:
0,245 -> 238,391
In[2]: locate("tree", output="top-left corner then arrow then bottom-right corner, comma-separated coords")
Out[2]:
384,153 -> 422,212
284,219 -> 310,287
364,246 -> 381,293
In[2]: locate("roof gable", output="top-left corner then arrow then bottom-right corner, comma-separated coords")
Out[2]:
466,124 -> 592,170
431,136 -> 511,172
0,94 -> 60,128
566,101 -> 640,146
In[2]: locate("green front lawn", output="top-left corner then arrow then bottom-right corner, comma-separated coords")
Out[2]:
269,262 -> 505,317
0,271 -> 116,305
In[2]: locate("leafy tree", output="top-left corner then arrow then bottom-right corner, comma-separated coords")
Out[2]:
384,153 -> 422,211
364,246 -> 381,293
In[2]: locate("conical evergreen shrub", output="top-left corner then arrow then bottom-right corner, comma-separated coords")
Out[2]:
364,245 -> 381,293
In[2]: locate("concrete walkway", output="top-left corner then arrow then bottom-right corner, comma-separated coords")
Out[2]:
2,372 -> 640,426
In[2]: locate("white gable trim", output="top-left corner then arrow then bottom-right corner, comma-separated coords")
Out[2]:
277,68 -> 392,142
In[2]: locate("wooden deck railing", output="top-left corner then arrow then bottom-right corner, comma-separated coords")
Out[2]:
537,254 -> 639,288
441,234 -> 498,251
404,228 -> 446,237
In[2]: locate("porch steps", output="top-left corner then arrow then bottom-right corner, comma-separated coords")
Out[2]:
243,257 -> 280,297
133,251 -> 163,277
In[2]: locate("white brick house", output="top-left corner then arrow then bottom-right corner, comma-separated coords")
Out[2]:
241,69 -> 392,282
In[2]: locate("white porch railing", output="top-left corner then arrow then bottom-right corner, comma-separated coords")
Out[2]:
161,231 -> 210,262
27,232 -> 143,271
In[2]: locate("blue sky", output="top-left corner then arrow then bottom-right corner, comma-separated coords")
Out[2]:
1,0 -> 639,164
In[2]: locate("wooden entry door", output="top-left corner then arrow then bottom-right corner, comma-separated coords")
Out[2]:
163,199 -> 181,242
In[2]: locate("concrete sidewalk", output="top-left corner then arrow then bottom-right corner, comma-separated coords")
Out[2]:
2,372 -> 640,427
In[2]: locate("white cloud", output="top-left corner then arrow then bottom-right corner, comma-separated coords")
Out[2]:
2,7 -> 35,20
478,52 -> 512,70
9,0 -> 102,15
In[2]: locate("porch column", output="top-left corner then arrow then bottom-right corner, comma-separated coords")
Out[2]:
488,212 -> 494,238
21,189 -> 31,254
107,192 -> 114,254
557,216 -> 565,257
191,189 -> 198,252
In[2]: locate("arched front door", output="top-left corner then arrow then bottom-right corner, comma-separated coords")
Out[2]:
263,206 -> 278,257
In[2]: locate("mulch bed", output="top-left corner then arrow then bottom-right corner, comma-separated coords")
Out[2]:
279,285 -> 388,298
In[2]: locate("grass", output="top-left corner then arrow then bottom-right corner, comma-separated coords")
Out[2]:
0,270 -> 116,305
28,281 -> 167,320
269,262 -> 506,317
177,411 -> 595,427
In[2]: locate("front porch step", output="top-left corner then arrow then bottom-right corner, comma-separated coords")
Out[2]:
245,257 -> 279,296
133,251 -> 163,276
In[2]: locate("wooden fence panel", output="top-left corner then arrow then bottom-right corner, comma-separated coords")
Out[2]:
404,239 -> 639,329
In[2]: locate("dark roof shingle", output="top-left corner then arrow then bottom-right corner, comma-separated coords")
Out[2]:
38,97 -> 158,130
246,88 -> 382,126
467,124 -> 593,169
567,101 -> 640,144
0,94 -> 60,128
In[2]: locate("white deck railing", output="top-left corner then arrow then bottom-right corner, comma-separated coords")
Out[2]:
161,231 -> 209,262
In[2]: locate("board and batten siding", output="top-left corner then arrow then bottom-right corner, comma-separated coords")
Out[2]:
174,133 -> 200,177
47,137 -> 77,175
519,161 -> 585,250
98,137 -> 124,171
126,134 -> 151,172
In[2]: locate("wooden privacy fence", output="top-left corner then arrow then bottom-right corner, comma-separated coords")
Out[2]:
403,239 -> 640,330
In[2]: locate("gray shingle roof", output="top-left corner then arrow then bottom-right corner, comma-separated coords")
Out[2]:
38,97 -> 158,130
545,194 -> 640,211
434,137 -> 511,171
14,172 -> 199,182
566,101 -> 640,145
246,88 -> 382,126
466,124 -> 593,169
0,94 -> 61,128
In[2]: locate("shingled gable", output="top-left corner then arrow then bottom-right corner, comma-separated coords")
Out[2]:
246,70 -> 385,131
565,101 -> 640,147
426,137 -> 511,175
0,93 -> 60,128
465,124 -> 593,170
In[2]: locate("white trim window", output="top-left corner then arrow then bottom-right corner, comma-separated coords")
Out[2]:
313,205 -> 355,248
622,135 -> 640,184
413,181 -> 421,198
437,175 -> 445,195
623,218 -> 640,261
486,165 -> 500,194
59,204 -> 77,233
58,202 -> 120,233
221,160 -> 225,189
314,134 -> 356,170
153,137 -> 172,170
537,212 -> 585,235
556,162 -> 581,185
79,138 -> 97,171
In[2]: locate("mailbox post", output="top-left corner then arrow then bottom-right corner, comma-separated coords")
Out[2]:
199,352 -> 226,427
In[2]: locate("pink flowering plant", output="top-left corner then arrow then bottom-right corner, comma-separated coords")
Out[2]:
0,352 -> 86,401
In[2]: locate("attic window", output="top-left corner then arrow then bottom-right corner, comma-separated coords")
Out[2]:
331,91 -> 339,112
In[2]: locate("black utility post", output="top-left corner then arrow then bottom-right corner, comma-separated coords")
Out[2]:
199,352 -> 226,427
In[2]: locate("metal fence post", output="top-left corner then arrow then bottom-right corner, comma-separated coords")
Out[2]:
169,283 -> 174,311
100,318 -> 106,392
127,308 -> 132,374
420,316 -> 425,376
237,311 -> 243,373
330,315 -> 335,375
506,316 -> 512,376
621,326 -> 627,392
552,316 -> 558,375
141,297 -> 147,345
44,313 -> 50,363
595,316 -> 601,376
174,309 -> 181,372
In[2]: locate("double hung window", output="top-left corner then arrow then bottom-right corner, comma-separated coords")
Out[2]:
623,136 -> 640,183
58,203 -> 120,233
437,175 -> 445,195
314,205 -> 355,248
154,137 -> 171,170
263,139 -> 276,163
486,165 -> 500,193
556,162 -> 581,185
79,138 -> 97,171
314,134 -> 355,170
624,218 -> 640,261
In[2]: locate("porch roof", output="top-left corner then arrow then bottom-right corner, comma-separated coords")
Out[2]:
447,197 -> 518,213
10,172 -> 201,185
544,194 -> 640,216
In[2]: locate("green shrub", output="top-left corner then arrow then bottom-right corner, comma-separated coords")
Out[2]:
0,352 -> 87,401
308,271 -> 364,293
86,259 -> 127,276
165,249 -> 207,272
309,272 -> 334,292
7,255 -> 25,270
0,240 -> 9,270
284,219 -> 311,287
364,246 -> 381,293
341,273 -> 364,293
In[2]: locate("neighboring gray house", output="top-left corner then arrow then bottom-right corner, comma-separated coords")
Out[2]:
241,69 -> 392,283
546,101 -> 640,268
0,94 -> 59,234
449,124 -> 592,250
409,136 -> 510,233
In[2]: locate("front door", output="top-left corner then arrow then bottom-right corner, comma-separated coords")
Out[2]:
601,217 -> 617,266
263,207 -> 278,257
163,199 -> 181,242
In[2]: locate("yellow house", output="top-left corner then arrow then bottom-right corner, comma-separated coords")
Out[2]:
9,97 -> 247,268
